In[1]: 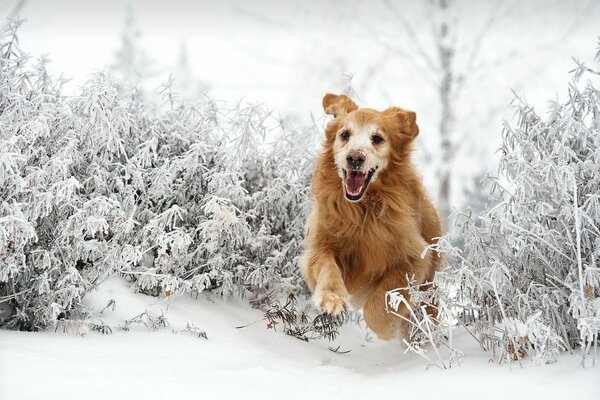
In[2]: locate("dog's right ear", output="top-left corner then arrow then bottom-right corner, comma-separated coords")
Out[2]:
322,93 -> 358,118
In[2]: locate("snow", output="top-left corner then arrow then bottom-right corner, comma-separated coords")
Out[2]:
2,2 -> 599,397
1,277 -> 597,400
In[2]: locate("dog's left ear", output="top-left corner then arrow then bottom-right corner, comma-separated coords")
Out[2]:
384,107 -> 419,139
323,93 -> 358,118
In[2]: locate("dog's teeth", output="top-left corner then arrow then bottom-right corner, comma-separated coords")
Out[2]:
348,186 -> 362,195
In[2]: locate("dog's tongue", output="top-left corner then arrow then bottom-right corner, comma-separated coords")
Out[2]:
345,171 -> 366,195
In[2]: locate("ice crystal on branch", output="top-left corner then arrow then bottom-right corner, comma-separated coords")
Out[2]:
0,21 -> 317,331
429,40 -> 600,365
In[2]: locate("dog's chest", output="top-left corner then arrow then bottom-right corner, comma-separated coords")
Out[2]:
323,197 -> 415,266
336,218 -> 399,270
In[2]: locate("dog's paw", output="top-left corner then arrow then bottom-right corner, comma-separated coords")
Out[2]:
314,290 -> 349,315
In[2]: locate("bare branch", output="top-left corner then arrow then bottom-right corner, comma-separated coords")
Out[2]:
383,0 -> 440,73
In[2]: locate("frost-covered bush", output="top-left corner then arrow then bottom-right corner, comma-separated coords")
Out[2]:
386,278 -> 464,369
0,20 -> 318,330
430,42 -> 600,364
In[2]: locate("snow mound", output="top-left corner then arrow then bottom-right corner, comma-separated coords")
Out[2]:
0,277 -> 597,400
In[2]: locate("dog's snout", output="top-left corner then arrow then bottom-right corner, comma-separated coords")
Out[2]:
346,151 -> 366,169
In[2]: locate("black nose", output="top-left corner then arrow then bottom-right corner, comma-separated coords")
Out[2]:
346,152 -> 365,169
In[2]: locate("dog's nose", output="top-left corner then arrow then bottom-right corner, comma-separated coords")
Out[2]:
346,152 -> 365,169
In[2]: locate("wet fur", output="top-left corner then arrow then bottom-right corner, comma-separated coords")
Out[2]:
301,94 -> 442,340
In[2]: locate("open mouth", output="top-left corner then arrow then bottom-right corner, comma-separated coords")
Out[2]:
342,168 -> 375,201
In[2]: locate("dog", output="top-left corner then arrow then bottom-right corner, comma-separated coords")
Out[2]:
301,93 -> 442,340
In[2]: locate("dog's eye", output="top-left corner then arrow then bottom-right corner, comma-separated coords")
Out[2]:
340,131 -> 350,141
371,134 -> 384,144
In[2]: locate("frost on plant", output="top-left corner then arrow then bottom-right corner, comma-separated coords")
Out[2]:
415,40 -> 600,365
0,20 -> 319,331
385,275 -> 464,369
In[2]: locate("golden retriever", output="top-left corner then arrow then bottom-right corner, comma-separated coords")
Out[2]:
301,93 -> 442,340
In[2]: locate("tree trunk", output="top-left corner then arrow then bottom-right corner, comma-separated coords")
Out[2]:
436,0 -> 455,228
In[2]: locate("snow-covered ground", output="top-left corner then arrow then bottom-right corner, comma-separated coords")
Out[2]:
1,277 -> 597,400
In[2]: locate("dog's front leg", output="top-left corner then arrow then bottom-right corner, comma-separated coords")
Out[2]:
302,251 -> 349,315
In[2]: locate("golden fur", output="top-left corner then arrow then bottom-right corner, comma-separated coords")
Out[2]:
300,93 -> 442,340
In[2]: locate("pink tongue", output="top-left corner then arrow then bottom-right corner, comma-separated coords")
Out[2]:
345,171 -> 366,195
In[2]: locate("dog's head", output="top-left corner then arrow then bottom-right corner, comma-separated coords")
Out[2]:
322,93 -> 419,202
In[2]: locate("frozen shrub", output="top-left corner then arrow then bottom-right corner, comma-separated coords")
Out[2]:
0,20 -> 319,331
427,41 -> 600,365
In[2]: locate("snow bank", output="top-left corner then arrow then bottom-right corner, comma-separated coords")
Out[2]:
1,277 -> 597,400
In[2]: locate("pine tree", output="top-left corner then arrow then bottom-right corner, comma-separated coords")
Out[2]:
110,5 -> 153,95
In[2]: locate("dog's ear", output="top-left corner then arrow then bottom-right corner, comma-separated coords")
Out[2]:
384,107 -> 419,139
322,93 -> 358,118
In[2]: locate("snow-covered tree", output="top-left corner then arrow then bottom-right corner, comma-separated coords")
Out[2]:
366,0 -> 593,226
110,4 -> 153,95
